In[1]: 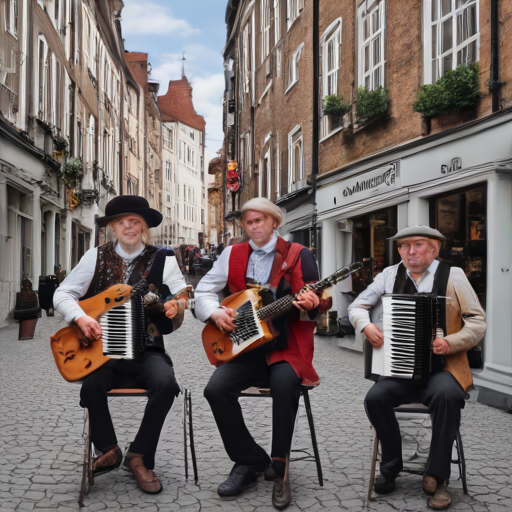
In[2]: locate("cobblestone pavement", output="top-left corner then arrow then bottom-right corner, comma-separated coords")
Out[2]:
1,313 -> 511,512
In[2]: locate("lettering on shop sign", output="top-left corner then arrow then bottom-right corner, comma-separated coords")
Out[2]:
441,157 -> 462,174
343,165 -> 396,197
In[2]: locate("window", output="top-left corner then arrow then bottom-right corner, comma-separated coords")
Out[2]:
321,19 -> 342,138
424,0 -> 479,83
274,0 -> 280,43
285,43 -> 303,93
164,127 -> 173,149
287,0 -> 304,30
358,0 -> 386,90
242,24 -> 250,94
5,0 -> 18,37
288,126 -> 303,189
165,161 -> 171,181
260,148 -> 271,199
261,0 -> 271,61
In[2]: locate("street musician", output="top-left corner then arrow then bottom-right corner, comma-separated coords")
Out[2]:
53,195 -> 187,494
195,198 -> 323,510
349,225 -> 486,510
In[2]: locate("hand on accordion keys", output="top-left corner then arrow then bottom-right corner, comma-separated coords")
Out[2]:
363,323 -> 385,349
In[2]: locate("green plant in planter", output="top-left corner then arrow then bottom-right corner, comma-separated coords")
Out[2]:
413,63 -> 480,117
60,158 -> 84,188
354,86 -> 389,121
322,95 -> 351,117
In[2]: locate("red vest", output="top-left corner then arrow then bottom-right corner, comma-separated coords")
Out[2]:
227,237 -> 320,386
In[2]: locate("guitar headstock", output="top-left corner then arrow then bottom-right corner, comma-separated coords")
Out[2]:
309,262 -> 363,293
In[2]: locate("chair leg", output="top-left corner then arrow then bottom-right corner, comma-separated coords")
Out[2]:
183,389 -> 189,480
187,390 -> 199,484
455,429 -> 468,494
79,408 -> 93,508
302,389 -> 323,487
367,431 -> 379,502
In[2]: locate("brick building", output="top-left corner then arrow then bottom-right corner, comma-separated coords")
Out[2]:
221,0 -> 512,409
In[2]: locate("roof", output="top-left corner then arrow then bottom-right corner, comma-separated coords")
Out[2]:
157,77 -> 206,132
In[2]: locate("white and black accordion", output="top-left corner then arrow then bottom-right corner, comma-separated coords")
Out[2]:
98,295 -> 147,360
364,293 -> 444,381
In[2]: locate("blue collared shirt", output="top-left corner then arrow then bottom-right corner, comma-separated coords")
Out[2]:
246,232 -> 278,284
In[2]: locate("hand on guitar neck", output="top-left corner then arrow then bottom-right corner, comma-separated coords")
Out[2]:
291,289 -> 320,312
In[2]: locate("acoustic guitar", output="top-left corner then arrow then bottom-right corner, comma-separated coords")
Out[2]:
202,262 -> 362,365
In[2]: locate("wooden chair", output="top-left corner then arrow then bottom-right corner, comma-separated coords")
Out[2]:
367,403 -> 467,501
79,387 -> 197,507
240,385 -> 323,486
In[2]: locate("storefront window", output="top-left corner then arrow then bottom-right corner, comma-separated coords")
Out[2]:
430,183 -> 487,308
351,206 -> 397,292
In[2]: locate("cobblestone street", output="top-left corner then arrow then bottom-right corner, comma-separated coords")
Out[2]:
1,312 -> 511,512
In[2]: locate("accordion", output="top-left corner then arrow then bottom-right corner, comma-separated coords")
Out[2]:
364,293 -> 443,381
98,294 -> 147,360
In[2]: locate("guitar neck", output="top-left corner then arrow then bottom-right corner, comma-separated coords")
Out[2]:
256,262 -> 362,321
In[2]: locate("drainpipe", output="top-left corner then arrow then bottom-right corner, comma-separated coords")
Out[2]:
489,0 -> 503,112
310,0 -> 320,256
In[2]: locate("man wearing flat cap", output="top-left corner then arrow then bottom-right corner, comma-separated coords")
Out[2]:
54,195 -> 188,494
349,225 -> 485,510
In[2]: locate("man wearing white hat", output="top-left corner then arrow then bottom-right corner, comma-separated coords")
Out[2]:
349,225 -> 486,510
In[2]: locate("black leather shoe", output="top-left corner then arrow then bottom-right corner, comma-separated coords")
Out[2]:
217,466 -> 259,497
374,475 -> 396,494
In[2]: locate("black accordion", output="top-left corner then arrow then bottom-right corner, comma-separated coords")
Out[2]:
98,295 -> 147,360
364,293 -> 443,381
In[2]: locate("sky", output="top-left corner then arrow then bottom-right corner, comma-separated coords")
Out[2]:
120,0 -> 227,165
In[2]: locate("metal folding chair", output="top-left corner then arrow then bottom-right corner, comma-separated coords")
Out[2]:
79,387 -> 197,507
240,385 -> 323,486
367,403 -> 467,501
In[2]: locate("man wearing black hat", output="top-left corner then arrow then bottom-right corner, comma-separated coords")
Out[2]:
349,225 -> 485,510
54,196 -> 188,494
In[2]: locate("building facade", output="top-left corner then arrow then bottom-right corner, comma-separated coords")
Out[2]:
221,0 -> 512,410
0,0 -> 158,325
158,77 -> 207,247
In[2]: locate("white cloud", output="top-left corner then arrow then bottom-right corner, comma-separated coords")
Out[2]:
121,1 -> 200,36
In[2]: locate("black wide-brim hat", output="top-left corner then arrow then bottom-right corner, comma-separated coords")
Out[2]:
96,195 -> 163,228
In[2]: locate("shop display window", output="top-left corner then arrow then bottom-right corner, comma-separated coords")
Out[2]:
430,183 -> 487,309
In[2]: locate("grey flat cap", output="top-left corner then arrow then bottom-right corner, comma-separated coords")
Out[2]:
388,225 -> 446,241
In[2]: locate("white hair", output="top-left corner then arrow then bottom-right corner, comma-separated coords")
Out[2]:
240,197 -> 284,227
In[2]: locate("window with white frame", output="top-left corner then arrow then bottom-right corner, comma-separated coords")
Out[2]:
285,43 -> 303,93
288,126 -> 303,188
165,161 -> 171,181
358,0 -> 386,90
274,0 -> 280,43
5,0 -> 19,37
164,127 -> 173,150
242,24 -> 250,94
287,0 -> 304,30
424,0 -> 479,83
261,0 -> 271,62
320,19 -> 343,138
260,148 -> 271,199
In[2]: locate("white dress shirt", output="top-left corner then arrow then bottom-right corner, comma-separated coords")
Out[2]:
53,243 -> 186,324
348,260 -> 439,334
194,234 -> 278,322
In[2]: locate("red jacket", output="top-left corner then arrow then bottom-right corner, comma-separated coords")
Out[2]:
227,237 -> 320,386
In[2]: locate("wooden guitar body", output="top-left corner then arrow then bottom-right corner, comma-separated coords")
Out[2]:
50,284 -> 132,381
202,288 -> 274,366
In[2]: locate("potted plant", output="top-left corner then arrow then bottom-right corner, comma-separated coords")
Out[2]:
354,86 -> 389,123
60,157 -> 84,188
322,95 -> 351,117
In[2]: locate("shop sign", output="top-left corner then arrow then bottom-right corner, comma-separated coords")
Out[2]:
441,157 -> 462,174
317,162 -> 399,214
342,164 -> 396,197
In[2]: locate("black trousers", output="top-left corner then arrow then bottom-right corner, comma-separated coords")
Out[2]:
204,348 -> 302,469
80,350 -> 180,470
364,370 -> 467,481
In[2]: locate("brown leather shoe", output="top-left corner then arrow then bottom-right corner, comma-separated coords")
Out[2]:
423,475 -> 438,495
427,482 -> 452,510
124,456 -> 162,494
272,459 -> 291,510
92,445 -> 122,476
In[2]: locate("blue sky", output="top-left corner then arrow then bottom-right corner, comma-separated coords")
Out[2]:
121,0 -> 227,163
